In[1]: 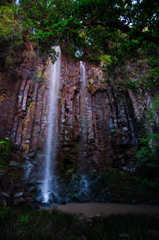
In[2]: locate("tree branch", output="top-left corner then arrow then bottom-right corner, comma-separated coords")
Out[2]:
83,20 -> 159,44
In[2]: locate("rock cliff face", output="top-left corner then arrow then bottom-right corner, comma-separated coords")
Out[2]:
58,57 -> 138,172
0,49 -> 158,173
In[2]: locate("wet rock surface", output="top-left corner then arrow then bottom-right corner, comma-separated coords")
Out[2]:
0,50 -> 159,205
0,52 -> 158,170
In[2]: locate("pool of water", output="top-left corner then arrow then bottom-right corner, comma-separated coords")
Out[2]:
41,203 -> 159,217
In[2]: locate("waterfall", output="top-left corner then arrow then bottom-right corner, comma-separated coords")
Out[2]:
42,46 -> 61,203
79,61 -> 89,197
80,61 -> 88,145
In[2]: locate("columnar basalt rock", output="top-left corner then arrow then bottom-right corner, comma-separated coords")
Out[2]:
57,60 -> 139,171
0,50 -> 158,173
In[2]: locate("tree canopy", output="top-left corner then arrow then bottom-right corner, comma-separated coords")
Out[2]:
0,0 -> 159,77
17,0 -> 159,59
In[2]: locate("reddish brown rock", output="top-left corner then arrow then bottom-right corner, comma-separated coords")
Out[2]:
0,50 -> 158,172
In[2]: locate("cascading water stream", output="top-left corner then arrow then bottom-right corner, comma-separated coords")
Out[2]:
79,61 -> 89,196
42,46 -> 61,203
80,61 -> 88,148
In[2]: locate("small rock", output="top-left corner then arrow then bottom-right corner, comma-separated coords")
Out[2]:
9,161 -> 19,167
110,129 -> 115,133
122,167 -> 128,171
29,186 -> 37,193
14,192 -> 23,198
28,152 -> 36,158
50,192 -> 58,203
129,167 -> 136,173
1,192 -> 9,198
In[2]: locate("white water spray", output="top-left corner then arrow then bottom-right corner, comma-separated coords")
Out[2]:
80,174 -> 89,195
15,0 -> 19,5
42,46 -> 61,203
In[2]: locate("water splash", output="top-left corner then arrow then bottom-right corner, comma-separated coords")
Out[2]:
42,46 -> 61,203
25,159 -> 33,182
80,175 -> 89,194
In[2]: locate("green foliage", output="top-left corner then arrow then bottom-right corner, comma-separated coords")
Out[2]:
0,4 -> 24,69
0,4 -> 24,60
140,42 -> 159,89
133,176 -> 159,189
133,132 -> 159,168
18,214 -> 31,225
59,168 -> 159,203
17,213 -> 31,234
67,168 -> 74,173
18,0 -> 159,64
146,67 -> 159,88
132,95 -> 159,168
0,138 -> 13,165
1,0 -> 158,72
118,51 -> 159,90
134,136 -> 159,168
100,55 -> 112,65
99,54 -> 118,71
0,5 -> 22,41
0,206 -> 10,218
147,95 -> 159,121
0,138 -> 13,153
0,0 -> 13,6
